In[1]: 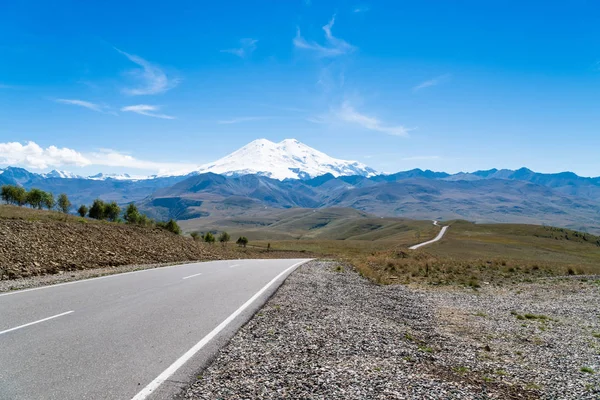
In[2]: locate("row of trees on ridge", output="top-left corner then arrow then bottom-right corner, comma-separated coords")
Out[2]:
2,185 -> 71,213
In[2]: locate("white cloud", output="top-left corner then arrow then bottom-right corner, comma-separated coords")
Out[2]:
221,38 -> 258,58
0,141 -> 198,175
294,15 -> 356,57
413,74 -> 451,92
0,142 -> 91,169
87,149 -> 197,175
54,99 -> 115,114
335,102 -> 410,136
353,5 -> 370,13
217,116 -> 273,124
116,48 -> 178,95
121,104 -> 175,119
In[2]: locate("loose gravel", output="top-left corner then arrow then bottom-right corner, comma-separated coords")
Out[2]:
183,261 -> 599,399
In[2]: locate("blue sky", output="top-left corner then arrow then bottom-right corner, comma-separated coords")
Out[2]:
1,0 -> 599,177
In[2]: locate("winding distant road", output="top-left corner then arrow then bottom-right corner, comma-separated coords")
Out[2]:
0,259 -> 310,400
409,221 -> 449,250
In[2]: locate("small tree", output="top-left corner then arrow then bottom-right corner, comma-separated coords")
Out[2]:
42,191 -> 55,210
190,232 -> 200,241
26,188 -> 45,209
88,199 -> 106,220
57,193 -> 71,214
218,231 -> 231,246
236,236 -> 248,248
77,204 -> 88,217
164,219 -> 181,235
104,201 -> 121,222
14,186 -> 27,206
124,203 -> 141,224
1,185 -> 13,204
204,232 -> 216,244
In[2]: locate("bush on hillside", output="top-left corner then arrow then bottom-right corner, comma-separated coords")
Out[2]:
204,232 -> 216,244
190,232 -> 200,241
218,231 -> 231,246
157,219 -> 181,235
57,193 -> 71,214
78,204 -> 88,217
124,203 -> 142,224
104,202 -> 121,222
88,199 -> 106,220
236,236 -> 248,248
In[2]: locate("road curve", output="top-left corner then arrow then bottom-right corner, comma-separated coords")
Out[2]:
0,258 -> 310,400
409,221 -> 449,250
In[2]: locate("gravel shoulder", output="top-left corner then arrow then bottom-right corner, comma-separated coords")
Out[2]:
183,261 -> 600,399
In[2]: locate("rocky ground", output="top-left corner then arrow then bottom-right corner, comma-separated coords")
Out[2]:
183,261 -> 600,400
0,218 -> 308,284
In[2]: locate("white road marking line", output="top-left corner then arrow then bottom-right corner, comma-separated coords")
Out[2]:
229,264 -> 240,268
130,259 -> 311,400
182,273 -> 202,280
0,311 -> 74,336
0,259 -> 243,298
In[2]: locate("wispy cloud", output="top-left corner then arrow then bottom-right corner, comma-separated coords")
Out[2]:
217,116 -> 273,124
335,102 -> 410,136
221,38 -> 258,58
121,104 -> 175,119
413,74 -> 451,92
116,48 -> 178,95
353,4 -> 370,13
294,15 -> 356,57
55,99 -> 114,114
0,141 -> 198,175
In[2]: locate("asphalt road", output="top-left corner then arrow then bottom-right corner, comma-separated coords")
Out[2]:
0,258 -> 310,400
409,221 -> 449,250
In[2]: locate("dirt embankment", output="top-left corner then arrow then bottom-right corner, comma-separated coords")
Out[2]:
0,219 -> 222,279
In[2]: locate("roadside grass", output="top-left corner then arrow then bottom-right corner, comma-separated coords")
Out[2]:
253,220 -> 600,286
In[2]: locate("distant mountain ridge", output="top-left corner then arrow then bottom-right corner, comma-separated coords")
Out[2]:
2,139 -> 600,234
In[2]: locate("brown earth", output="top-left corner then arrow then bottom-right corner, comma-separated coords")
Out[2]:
0,218 -> 310,280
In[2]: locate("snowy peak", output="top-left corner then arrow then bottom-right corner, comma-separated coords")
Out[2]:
196,138 -> 377,180
43,170 -> 82,179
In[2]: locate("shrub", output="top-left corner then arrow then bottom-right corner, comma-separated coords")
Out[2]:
236,236 -> 248,247
218,231 -> 231,246
190,232 -> 200,241
57,193 -> 71,214
104,201 -> 121,222
164,219 -> 181,235
124,203 -> 141,224
88,199 -> 106,220
204,232 -> 216,244
77,204 -> 88,217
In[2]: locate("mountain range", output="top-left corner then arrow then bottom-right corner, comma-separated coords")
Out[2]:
1,139 -> 599,233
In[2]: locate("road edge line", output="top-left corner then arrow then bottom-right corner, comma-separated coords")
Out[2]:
130,259 -> 312,400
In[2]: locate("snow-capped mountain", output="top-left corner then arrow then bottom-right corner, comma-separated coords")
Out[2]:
87,172 -> 149,181
42,170 -> 83,179
195,139 -> 377,180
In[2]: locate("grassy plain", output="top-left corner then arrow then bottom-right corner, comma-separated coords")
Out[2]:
249,220 -> 600,286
